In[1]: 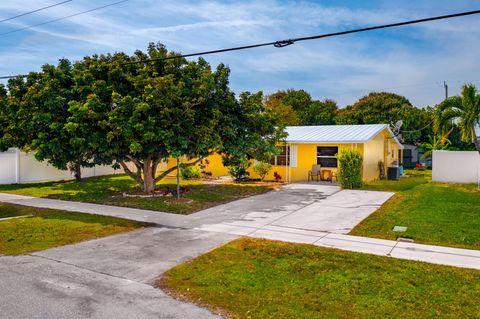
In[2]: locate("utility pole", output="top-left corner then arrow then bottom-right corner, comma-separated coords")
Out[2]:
443,81 -> 448,99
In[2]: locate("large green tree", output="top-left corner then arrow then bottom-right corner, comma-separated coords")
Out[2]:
336,92 -> 432,144
221,91 -> 286,170
0,84 -> 11,151
0,60 -> 106,180
265,89 -> 338,126
263,91 -> 299,126
72,43 -> 283,193
0,43 -> 284,191
435,84 -> 480,153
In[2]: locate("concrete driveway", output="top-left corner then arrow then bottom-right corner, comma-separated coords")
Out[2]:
0,182 -> 394,319
197,183 -> 394,235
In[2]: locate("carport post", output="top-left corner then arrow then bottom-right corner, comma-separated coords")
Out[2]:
288,143 -> 292,183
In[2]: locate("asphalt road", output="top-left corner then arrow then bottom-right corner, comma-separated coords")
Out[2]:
0,228 -> 236,319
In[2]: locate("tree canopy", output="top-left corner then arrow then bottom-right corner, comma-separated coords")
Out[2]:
435,84 -> 480,153
0,43 -> 283,192
335,92 -> 432,144
0,59 -> 109,180
264,89 -> 338,126
221,91 -> 286,169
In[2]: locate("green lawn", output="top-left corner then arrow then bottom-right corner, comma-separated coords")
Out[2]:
161,238 -> 480,319
0,174 -> 274,214
350,169 -> 480,250
0,202 -> 143,255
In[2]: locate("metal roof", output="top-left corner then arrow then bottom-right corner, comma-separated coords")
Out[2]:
285,124 -> 403,147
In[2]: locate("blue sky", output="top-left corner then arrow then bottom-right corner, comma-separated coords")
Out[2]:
0,0 -> 479,107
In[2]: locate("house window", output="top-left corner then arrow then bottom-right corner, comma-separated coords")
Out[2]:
317,146 -> 338,168
270,146 -> 290,166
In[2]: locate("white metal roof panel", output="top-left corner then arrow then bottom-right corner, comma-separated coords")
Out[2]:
285,124 -> 390,144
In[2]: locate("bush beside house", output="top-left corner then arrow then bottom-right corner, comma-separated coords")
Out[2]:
337,149 -> 363,189
253,162 -> 272,181
180,165 -> 201,179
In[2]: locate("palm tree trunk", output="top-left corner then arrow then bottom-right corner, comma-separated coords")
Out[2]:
473,136 -> 480,154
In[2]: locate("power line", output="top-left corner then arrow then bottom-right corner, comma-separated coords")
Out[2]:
0,0 -> 128,37
399,121 -> 434,133
1,8 -> 479,79
0,74 -> 27,80
0,0 -> 72,24
125,8 -> 480,64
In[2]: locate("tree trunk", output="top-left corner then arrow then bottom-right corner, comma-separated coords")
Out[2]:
120,156 -> 207,194
73,163 -> 81,181
142,158 -> 155,194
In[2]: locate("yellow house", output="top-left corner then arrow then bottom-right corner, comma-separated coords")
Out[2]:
257,124 -> 404,182
166,124 -> 403,182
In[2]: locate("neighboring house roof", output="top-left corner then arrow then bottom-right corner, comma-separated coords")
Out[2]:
285,124 -> 403,148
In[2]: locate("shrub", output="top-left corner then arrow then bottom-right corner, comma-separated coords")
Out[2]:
180,165 -> 201,179
273,171 -> 282,182
228,165 -> 250,181
337,149 -> 363,189
225,156 -> 250,182
253,162 -> 272,181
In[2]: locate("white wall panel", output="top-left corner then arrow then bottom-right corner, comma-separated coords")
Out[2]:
432,151 -> 479,184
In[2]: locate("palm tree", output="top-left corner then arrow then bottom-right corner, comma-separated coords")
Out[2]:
419,131 -> 451,160
435,84 -> 480,153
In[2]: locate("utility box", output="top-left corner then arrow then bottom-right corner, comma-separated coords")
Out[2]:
387,166 -> 400,180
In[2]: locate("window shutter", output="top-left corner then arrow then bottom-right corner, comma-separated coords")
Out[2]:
290,145 -> 297,168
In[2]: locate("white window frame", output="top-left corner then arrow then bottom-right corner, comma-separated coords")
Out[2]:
316,146 -> 338,168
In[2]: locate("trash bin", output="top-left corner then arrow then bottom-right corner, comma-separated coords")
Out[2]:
387,166 -> 400,180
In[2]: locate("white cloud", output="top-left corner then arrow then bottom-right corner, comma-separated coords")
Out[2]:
0,0 -> 479,108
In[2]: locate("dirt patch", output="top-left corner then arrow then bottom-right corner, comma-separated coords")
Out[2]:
123,186 -> 191,198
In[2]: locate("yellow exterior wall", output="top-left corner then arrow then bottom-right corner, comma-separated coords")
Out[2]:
362,128 -> 401,181
246,143 -> 363,182
363,133 -> 384,181
162,128 -> 401,182
164,153 -> 230,176
200,153 -> 230,176
288,144 -> 361,182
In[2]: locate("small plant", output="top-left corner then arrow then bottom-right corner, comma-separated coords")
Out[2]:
253,161 -> 272,181
419,130 -> 452,161
228,165 -> 250,181
337,149 -> 363,189
180,165 -> 201,179
227,157 -> 251,182
273,171 -> 282,182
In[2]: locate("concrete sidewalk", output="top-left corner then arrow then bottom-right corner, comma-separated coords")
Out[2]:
0,192 -> 189,228
1,187 -> 479,271
202,223 -> 480,270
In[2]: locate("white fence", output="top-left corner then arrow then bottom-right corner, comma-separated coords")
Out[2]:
432,150 -> 480,184
0,148 -> 121,184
